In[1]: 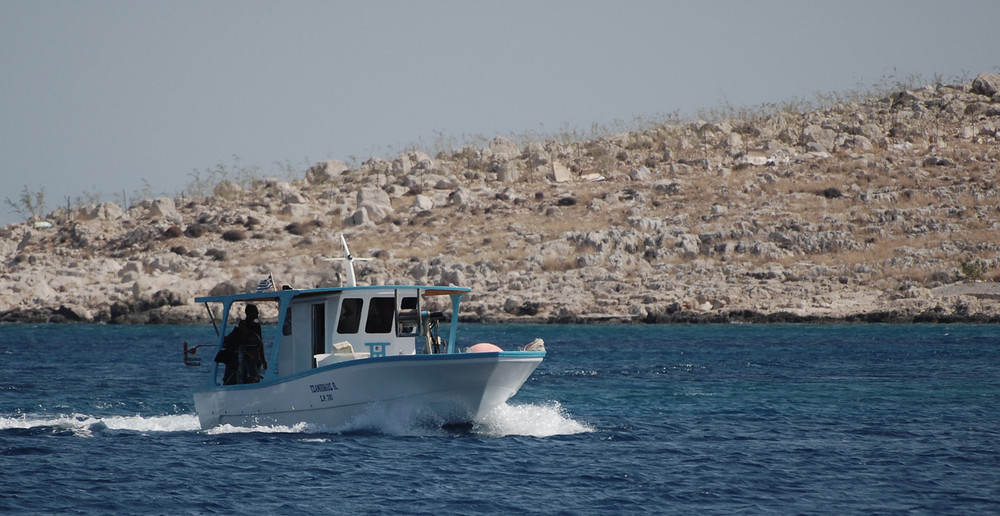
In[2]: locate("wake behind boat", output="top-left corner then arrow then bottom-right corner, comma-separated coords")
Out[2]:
185,235 -> 545,430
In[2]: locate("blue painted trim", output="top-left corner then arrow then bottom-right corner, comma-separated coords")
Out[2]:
195,285 -> 471,304
365,342 -> 390,357
446,294 -> 461,354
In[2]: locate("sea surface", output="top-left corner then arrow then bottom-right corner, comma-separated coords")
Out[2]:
1,323 -> 998,514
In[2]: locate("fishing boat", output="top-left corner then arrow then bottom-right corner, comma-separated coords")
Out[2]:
184,236 -> 546,430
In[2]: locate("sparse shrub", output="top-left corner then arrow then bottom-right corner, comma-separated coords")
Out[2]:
514,301 -> 541,316
222,229 -> 247,242
4,185 -> 46,221
205,248 -> 227,261
961,259 -> 987,281
285,222 -> 309,236
557,197 -> 577,206
184,155 -> 262,198
284,220 -> 322,234
184,224 -> 207,238
163,225 -> 183,239
170,245 -> 188,256
820,187 -> 843,199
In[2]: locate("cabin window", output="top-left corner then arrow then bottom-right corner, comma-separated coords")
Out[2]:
337,298 -> 363,334
365,297 -> 396,334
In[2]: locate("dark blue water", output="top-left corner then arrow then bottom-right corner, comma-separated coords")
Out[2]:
2,323 -> 998,514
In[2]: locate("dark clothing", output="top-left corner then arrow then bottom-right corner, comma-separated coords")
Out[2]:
215,346 -> 239,385
219,328 -> 241,385
238,319 -> 265,383
220,318 -> 266,385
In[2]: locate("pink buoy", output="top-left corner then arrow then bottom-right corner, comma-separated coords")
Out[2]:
468,342 -> 503,353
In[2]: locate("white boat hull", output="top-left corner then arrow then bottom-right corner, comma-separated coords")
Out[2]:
193,352 -> 543,430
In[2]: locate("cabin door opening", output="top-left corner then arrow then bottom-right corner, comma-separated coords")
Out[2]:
311,303 -> 325,367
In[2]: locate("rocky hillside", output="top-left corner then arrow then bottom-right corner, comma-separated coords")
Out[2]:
3,73 -> 1000,324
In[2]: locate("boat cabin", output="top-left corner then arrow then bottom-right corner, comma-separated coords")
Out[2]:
196,285 -> 469,386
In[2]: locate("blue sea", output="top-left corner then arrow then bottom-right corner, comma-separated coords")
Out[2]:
1,323 -> 999,514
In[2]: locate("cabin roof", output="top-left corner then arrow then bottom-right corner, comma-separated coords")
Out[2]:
194,284 -> 471,304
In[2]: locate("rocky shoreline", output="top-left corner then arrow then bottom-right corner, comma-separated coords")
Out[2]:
3,73 -> 1000,325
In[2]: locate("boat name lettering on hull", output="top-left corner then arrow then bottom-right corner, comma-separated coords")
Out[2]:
309,382 -> 338,393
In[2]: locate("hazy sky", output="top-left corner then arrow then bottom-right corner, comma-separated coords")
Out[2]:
1,0 -> 997,225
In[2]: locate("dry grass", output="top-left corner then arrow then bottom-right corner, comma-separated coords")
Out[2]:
539,255 -> 578,272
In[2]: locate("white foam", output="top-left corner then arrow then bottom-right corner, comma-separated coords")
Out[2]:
205,421 -> 310,435
473,401 -> 593,437
1,402 -> 592,438
314,401 -> 593,438
318,403 -> 455,436
0,413 -> 200,437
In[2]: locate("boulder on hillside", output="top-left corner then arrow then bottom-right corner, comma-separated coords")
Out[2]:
410,151 -> 434,170
629,167 -> 652,181
497,162 -> 520,182
345,207 -> 372,226
307,160 -> 350,183
971,73 -> 1000,98
413,194 -> 434,211
525,141 -> 550,166
551,162 -> 573,182
356,186 -> 393,222
800,125 -> 837,152
392,155 -> 412,175
482,136 -> 521,163
213,181 -> 244,199
148,197 -> 179,220
77,202 -> 125,221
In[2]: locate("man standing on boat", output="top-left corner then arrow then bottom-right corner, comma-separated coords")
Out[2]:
237,304 -> 267,383
218,304 -> 267,384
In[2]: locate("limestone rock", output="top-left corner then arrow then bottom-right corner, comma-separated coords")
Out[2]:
497,162 -> 520,183
413,194 -> 434,211
971,73 -> 1000,98
148,197 -> 178,220
91,202 -> 125,220
483,136 -> 521,162
551,162 -> 573,182
213,181 -> 244,199
800,125 -> 837,151
356,186 -> 393,222
629,167 -> 652,181
283,192 -> 307,204
282,204 -> 311,218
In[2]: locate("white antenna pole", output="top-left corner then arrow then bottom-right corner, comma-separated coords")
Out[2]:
339,233 -> 357,287
322,233 -> 373,287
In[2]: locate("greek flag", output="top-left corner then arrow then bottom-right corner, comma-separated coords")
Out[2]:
255,273 -> 274,293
